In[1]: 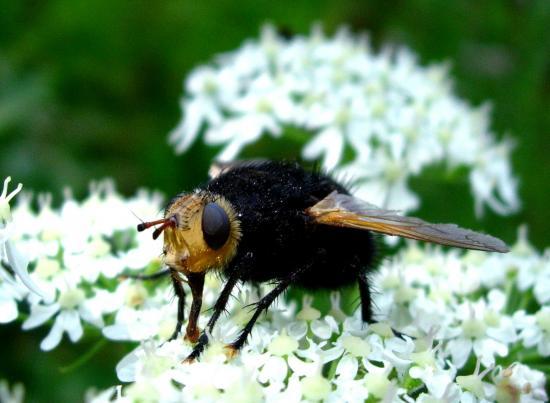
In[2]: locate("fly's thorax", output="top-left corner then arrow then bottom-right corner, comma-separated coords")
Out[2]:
162,192 -> 241,274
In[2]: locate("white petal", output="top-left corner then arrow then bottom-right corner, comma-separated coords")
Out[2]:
5,240 -> 54,302
59,309 -> 83,342
116,348 -> 140,382
287,321 -> 308,340
0,298 -> 18,323
473,338 -> 507,367
79,300 -> 104,328
537,335 -> 550,356
335,354 -> 358,379
311,319 -> 333,339
102,324 -> 131,341
287,354 -> 319,377
487,318 -> 517,344
216,138 -> 246,162
534,276 -> 550,305
169,99 -> 206,153
40,315 -> 64,351
302,127 -> 344,170
22,303 -> 60,329
258,356 -> 288,384
447,338 -> 472,368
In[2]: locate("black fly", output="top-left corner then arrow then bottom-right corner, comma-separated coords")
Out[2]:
137,160 -> 508,362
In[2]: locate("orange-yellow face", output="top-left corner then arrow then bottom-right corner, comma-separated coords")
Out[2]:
162,193 -> 241,275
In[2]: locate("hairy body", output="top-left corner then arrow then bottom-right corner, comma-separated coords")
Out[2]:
203,161 -> 378,288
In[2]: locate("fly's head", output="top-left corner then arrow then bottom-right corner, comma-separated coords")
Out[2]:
138,192 -> 241,275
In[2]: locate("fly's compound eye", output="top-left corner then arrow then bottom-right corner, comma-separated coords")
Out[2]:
201,202 -> 230,249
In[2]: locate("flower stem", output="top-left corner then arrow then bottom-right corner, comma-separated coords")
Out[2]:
59,338 -> 108,374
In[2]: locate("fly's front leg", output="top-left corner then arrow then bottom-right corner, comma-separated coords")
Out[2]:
185,272 -> 205,343
168,269 -> 186,341
184,274 -> 240,363
184,254 -> 255,363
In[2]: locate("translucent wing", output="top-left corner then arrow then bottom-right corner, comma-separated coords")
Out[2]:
307,191 -> 509,253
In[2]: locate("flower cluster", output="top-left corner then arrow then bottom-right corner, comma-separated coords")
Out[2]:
1,176 -> 33,325
86,229 -> 548,402
1,174 -> 547,401
169,26 -> 519,215
1,178 -> 165,350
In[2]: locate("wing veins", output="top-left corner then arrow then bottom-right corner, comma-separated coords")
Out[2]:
307,192 -> 509,253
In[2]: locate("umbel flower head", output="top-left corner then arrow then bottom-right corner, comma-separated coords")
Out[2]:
1,181 -> 547,402
0,177 -> 52,320
170,25 -> 519,215
87,230 -> 548,403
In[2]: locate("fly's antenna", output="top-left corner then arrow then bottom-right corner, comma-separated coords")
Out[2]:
137,217 -> 177,240
137,218 -> 167,231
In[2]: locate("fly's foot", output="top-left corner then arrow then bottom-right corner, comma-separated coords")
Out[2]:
392,327 -> 413,340
185,325 -> 200,343
182,333 -> 208,363
223,344 -> 240,360
167,328 -> 181,342
182,356 -> 196,364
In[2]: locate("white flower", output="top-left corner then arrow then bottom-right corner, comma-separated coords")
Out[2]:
169,25 -> 519,216
493,363 -> 548,402
455,359 -> 496,400
0,276 -> 26,324
0,379 -> 24,403
0,180 -> 165,347
340,147 -> 419,211
115,340 -> 183,383
300,372 -> 332,401
0,177 -> 51,302
410,361 -> 459,399
22,279 -> 105,351
102,282 -> 179,342
470,139 -> 519,217
89,234 -> 549,401
515,307 -> 550,357
362,360 -> 397,400
444,292 -> 515,368
0,177 -> 22,225
0,175 -> 547,400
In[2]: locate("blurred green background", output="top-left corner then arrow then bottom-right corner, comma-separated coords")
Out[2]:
1,1 -> 548,401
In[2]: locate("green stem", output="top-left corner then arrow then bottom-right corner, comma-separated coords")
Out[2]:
504,280 -> 520,315
59,338 -> 108,374
518,293 -> 531,311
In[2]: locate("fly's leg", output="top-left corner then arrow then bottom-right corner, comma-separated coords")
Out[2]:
224,265 -> 309,358
168,269 -> 186,341
185,272 -> 205,343
184,274 -> 240,363
358,272 -> 407,339
357,272 -> 374,322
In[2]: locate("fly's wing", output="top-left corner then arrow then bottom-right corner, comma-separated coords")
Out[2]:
209,159 -> 271,179
306,191 -> 509,253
